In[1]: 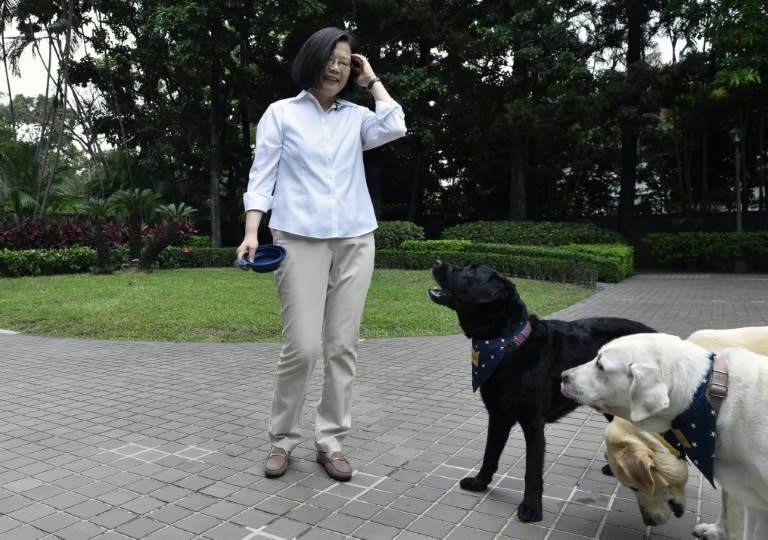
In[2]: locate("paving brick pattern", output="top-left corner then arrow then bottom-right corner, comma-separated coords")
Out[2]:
1,272 -> 766,539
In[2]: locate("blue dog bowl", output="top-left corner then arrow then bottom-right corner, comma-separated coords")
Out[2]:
237,244 -> 287,273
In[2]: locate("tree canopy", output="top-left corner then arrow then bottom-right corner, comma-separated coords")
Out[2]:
1,0 -> 766,244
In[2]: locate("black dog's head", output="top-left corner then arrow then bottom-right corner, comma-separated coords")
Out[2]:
428,260 -> 528,339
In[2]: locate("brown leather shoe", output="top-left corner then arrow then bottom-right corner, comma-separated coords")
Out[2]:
264,447 -> 289,478
317,451 -> 352,481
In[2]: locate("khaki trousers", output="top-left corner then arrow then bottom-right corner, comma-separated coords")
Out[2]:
268,230 -> 375,454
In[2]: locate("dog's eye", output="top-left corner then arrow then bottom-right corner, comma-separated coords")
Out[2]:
628,486 -> 639,492
595,358 -> 604,371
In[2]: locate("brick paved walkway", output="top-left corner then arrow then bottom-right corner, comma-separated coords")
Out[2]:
0,273 -> 766,539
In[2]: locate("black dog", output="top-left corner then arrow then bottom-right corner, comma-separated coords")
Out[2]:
428,261 -> 655,522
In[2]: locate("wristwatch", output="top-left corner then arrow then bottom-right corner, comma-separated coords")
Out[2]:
365,77 -> 381,90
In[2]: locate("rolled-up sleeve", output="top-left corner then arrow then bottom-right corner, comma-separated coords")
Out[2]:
243,104 -> 283,212
361,100 -> 407,151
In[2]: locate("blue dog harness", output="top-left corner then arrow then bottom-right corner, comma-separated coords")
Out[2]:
662,353 -> 725,488
470,320 -> 532,392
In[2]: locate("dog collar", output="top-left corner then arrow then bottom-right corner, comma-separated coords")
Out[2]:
707,353 -> 728,415
470,320 -> 531,392
662,354 -> 718,488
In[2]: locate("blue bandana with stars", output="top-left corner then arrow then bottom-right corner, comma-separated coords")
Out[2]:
470,320 -> 531,392
662,360 -> 717,488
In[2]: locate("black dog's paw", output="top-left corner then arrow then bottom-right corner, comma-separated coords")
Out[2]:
601,463 -> 614,477
517,501 -> 543,523
459,476 -> 489,492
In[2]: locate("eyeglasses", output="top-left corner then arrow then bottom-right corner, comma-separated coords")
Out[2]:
327,57 -> 352,71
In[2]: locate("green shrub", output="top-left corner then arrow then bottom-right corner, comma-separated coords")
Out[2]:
567,244 -> 634,283
0,246 -> 237,277
375,221 -> 425,249
157,247 -> 235,269
400,239 -> 472,251
186,235 -> 212,248
397,240 -> 632,283
441,220 -> 626,245
643,231 -> 768,271
0,247 -> 97,277
376,249 -> 598,286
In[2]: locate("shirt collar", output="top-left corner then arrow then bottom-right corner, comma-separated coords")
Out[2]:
298,90 -> 348,111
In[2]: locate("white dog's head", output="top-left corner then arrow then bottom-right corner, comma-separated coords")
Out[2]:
560,333 -> 705,433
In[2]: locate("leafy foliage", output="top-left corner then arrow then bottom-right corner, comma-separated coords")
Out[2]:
0,0 -> 766,243
441,220 -> 627,245
376,248 -> 599,286
643,231 -> 768,271
374,220 -> 425,249
398,239 -> 633,282
0,215 -> 196,250
0,246 -> 97,277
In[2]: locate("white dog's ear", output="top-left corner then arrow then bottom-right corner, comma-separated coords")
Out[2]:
628,362 -> 669,422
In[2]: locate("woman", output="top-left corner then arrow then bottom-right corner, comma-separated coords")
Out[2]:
236,27 -> 406,481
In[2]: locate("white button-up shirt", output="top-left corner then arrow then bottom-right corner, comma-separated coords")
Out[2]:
243,90 -> 407,239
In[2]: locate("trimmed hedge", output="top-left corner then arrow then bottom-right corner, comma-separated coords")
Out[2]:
566,244 -> 634,283
0,221 -> 427,277
441,220 -> 627,245
643,231 -> 768,271
396,240 -> 632,283
157,247 -> 237,269
376,248 -> 598,286
399,239 -> 472,252
0,246 -> 237,277
1,219 -> 631,284
0,247 -> 98,277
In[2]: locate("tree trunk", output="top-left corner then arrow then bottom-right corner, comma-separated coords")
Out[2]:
701,121 -> 709,208
682,138 -> 692,210
759,112 -> 766,216
618,0 -> 645,237
139,222 -> 180,272
508,132 -> 527,220
93,217 -> 112,274
208,30 -> 223,248
407,152 -> 422,221
38,0 -> 75,222
1,24 -> 16,139
128,213 -> 143,260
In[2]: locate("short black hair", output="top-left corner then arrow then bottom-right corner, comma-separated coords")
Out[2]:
291,27 -> 359,96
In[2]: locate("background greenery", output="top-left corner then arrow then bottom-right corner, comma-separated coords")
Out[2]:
0,268 -> 595,342
1,0 -> 766,249
0,219 -> 637,282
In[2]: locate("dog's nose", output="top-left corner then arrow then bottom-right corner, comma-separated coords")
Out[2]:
641,512 -> 660,527
668,499 -> 684,518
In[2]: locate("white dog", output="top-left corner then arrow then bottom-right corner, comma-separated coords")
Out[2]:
606,327 -> 768,534
561,332 -> 768,540
688,327 -> 768,355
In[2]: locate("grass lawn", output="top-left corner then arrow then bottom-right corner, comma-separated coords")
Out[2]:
0,268 -> 595,342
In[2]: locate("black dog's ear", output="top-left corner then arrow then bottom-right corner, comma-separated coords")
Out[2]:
492,273 -> 517,299
465,271 -> 511,304
504,279 -> 529,320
